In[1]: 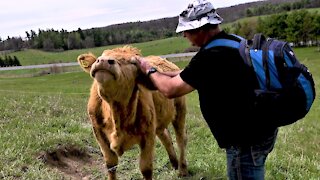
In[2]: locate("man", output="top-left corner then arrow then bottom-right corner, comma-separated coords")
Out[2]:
135,0 -> 278,179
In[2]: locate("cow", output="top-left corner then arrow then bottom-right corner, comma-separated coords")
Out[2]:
77,45 -> 188,180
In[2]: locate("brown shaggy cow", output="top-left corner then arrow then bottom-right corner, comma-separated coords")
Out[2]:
77,45 -> 188,180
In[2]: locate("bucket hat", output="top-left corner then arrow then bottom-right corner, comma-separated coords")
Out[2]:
176,0 -> 223,33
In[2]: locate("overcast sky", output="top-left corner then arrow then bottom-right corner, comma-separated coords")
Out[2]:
0,0 -> 261,39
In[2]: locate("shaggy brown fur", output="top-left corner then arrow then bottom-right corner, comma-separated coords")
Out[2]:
77,45 -> 188,180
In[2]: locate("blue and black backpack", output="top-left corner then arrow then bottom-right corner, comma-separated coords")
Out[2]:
205,33 -> 316,127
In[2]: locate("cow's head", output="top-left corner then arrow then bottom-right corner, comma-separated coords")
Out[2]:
77,46 -> 160,103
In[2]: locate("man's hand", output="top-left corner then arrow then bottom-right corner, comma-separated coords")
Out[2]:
131,56 -> 153,75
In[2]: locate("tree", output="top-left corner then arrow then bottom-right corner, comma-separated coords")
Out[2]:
240,20 -> 257,39
83,36 -> 95,48
286,10 -> 312,46
231,22 -> 242,36
13,56 -> 21,66
93,29 -> 102,47
0,57 -> 4,67
67,32 -> 81,50
300,10 -> 314,45
7,56 -> 14,66
77,28 -> 85,40
3,55 -> 9,66
25,31 -> 30,40
257,13 -> 288,39
43,38 -> 54,51
311,12 -> 320,47
246,8 -> 253,17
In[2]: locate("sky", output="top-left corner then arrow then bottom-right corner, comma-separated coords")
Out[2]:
0,0 -> 261,39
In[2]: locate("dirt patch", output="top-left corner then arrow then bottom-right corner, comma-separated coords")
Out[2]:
38,145 -> 106,179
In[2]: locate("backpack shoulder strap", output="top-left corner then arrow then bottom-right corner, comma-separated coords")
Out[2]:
262,38 -> 274,89
231,34 -> 253,67
204,38 -> 240,50
204,35 -> 252,67
252,33 -> 266,50
239,38 -> 253,67
270,39 -> 291,64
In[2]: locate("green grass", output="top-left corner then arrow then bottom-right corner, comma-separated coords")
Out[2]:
0,45 -> 319,179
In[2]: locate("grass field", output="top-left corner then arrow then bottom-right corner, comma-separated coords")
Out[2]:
0,43 -> 319,179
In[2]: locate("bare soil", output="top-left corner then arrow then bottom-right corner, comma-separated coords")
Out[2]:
38,145 -> 106,180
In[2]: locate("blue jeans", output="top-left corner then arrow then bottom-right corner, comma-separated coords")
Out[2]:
226,129 -> 278,180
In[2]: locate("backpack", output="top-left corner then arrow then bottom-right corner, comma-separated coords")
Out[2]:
205,33 -> 316,127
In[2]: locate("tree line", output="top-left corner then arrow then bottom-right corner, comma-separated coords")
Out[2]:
0,0 -> 319,52
245,0 -> 319,17
0,18 -> 177,52
0,55 -> 21,67
229,9 -> 320,46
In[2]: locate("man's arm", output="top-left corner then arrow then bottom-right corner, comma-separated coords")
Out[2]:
135,57 -> 194,99
148,71 -> 194,98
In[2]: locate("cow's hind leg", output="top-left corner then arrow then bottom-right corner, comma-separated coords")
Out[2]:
172,120 -> 188,176
156,128 -> 179,170
172,100 -> 188,177
93,126 -> 119,180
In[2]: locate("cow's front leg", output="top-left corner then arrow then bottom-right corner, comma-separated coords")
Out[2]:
139,134 -> 155,180
92,126 -> 119,180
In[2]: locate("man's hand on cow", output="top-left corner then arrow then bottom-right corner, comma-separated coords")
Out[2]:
131,56 -> 153,75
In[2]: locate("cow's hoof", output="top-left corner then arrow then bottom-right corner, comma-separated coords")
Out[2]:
178,170 -> 189,177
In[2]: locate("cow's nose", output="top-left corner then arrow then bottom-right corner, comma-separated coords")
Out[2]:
96,58 -> 104,64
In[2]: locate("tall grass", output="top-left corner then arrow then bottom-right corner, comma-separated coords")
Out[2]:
0,46 -> 319,179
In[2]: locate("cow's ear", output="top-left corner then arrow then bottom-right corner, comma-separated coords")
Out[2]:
136,69 -> 157,90
130,57 -> 157,90
77,53 -> 97,73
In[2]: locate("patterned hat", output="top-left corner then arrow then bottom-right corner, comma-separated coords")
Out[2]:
176,0 -> 223,33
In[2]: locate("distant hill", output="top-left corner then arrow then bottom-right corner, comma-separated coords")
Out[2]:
101,0 -> 305,32
217,0 -> 301,23
93,0 -> 314,41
